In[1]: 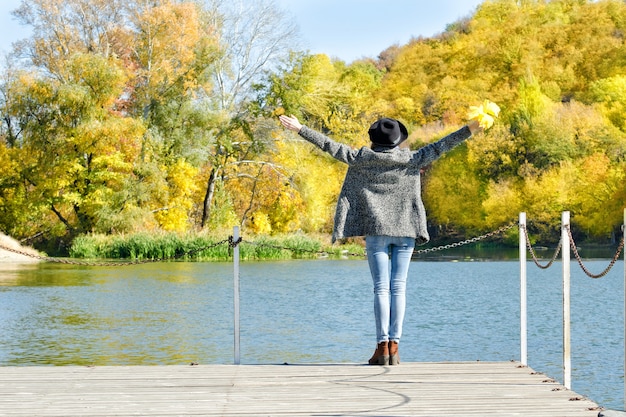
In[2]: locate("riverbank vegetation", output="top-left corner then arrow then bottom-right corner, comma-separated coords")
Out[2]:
69,232 -> 365,261
0,0 -> 625,256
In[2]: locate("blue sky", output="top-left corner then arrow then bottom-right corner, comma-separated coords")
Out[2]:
0,0 -> 484,63
275,0 -> 485,62
0,0 -> 26,56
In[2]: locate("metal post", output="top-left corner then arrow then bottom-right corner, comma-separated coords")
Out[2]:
519,212 -> 528,366
623,208 -> 625,411
233,226 -> 240,365
562,211 -> 571,389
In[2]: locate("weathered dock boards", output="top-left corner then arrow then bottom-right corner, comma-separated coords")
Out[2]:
0,361 -> 601,416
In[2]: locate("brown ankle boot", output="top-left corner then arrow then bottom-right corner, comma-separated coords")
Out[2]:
388,341 -> 399,365
368,341 -> 389,365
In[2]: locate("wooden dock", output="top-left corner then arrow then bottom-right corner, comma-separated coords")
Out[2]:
0,361 -> 602,416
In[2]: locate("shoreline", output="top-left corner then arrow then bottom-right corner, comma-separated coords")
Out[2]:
0,233 -> 42,263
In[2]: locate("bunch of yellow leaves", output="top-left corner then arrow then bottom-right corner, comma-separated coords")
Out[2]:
467,100 -> 501,129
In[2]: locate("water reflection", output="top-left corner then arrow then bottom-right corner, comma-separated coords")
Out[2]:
0,262 -> 41,285
0,261 -> 235,365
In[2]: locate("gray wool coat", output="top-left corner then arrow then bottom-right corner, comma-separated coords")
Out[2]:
298,125 -> 473,244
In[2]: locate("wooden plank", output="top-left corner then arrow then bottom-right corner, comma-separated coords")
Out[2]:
0,361 -> 601,416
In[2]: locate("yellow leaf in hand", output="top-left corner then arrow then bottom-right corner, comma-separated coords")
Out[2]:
467,104 -> 484,120
483,100 -> 500,117
467,100 -> 500,129
479,113 -> 494,129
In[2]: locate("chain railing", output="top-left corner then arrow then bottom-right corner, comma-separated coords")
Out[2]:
240,223 -> 517,258
414,222 -> 517,255
520,223 -> 562,269
1,220 -> 622,275
565,224 -> 624,279
517,211 -> 626,397
520,223 -> 624,277
1,223 -> 521,265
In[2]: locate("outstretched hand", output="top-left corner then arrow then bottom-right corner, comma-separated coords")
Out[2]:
467,119 -> 483,135
279,115 -> 302,133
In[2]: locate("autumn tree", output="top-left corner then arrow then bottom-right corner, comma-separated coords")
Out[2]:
123,1 -> 221,232
127,1 -> 219,165
197,0 -> 299,231
11,0 -> 132,76
1,53 -> 145,240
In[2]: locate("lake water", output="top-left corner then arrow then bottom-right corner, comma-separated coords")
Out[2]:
0,257 -> 624,410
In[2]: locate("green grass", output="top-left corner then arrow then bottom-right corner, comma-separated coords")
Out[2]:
69,232 -> 365,261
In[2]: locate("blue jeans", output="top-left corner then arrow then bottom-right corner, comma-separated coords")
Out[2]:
366,236 -> 415,344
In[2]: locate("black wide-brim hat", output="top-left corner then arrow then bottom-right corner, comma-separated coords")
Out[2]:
368,118 -> 408,147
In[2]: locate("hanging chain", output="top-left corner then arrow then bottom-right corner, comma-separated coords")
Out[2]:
241,223 -> 516,257
565,225 -> 624,279
520,223 -> 562,269
240,239 -> 365,258
229,236 -> 243,248
414,222 -> 517,255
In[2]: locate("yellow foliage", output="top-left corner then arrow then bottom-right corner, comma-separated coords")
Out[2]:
155,206 -> 190,232
521,161 -> 577,228
168,159 -> 199,197
154,159 -> 199,232
482,179 -> 523,228
0,145 -> 16,178
267,186 -> 306,233
571,153 -> 626,236
136,3 -> 202,87
423,147 -> 484,231
273,137 -> 343,234
249,212 -> 272,235
393,97 -> 418,123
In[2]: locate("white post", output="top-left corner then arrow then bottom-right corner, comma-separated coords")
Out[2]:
519,212 -> 528,366
623,208 -> 625,411
562,211 -> 571,389
233,226 -> 241,365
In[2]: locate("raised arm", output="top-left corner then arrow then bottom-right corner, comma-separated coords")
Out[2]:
410,123 -> 477,167
279,115 -> 359,164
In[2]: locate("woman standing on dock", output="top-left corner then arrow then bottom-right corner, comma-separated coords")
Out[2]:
279,113 -> 483,365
